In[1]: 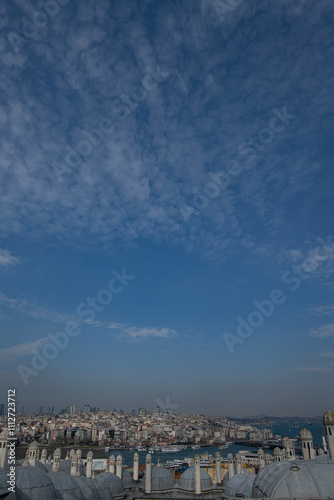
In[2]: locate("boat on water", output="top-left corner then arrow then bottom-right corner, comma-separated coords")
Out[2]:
161,445 -> 183,453
191,445 -> 200,449
219,441 -> 234,449
137,447 -> 147,452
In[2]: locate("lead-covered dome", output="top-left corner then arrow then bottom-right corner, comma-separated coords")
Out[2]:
48,470 -> 83,499
95,471 -> 124,498
16,465 -> 57,499
178,467 -> 213,491
74,476 -> 102,500
224,472 -> 255,499
0,468 -> 15,499
252,460 -> 334,498
141,465 -> 175,491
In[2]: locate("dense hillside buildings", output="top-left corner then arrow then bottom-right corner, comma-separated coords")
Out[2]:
0,411 -> 333,499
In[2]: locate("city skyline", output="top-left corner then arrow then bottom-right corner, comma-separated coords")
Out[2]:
1,0 -> 334,417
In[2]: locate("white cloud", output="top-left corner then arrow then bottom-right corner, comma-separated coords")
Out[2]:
0,249 -> 21,267
308,323 -> 334,339
107,322 -> 178,342
0,292 -> 74,324
0,337 -> 49,362
308,305 -> 334,316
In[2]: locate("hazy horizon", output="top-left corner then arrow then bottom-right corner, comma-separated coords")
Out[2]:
1,0 -> 334,417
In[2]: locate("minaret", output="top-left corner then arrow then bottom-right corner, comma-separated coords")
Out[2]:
133,452 -> 139,482
265,453 -> 272,466
274,447 -> 282,462
76,450 -> 81,476
235,453 -> 241,475
300,428 -> 315,460
0,430 -> 8,469
227,453 -> 234,478
116,455 -> 122,479
86,451 -> 93,479
109,455 -> 115,473
52,449 -> 61,472
145,454 -> 152,494
28,441 -> 38,466
215,452 -> 222,485
40,449 -> 47,465
283,438 -> 295,460
70,453 -> 78,476
194,454 -> 201,495
258,449 -> 265,469
323,411 -> 334,460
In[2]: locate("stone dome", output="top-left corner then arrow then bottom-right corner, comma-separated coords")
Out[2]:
48,470 -> 83,499
323,410 -> 334,423
95,471 -> 124,498
74,476 -> 102,500
300,428 -> 312,439
252,459 -> 334,498
16,465 -> 57,499
178,467 -> 213,491
141,465 -> 175,491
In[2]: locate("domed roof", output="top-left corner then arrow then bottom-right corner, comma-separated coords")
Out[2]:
17,459 -> 48,472
0,468 -> 15,499
224,473 -> 255,499
324,410 -> 334,423
252,460 -> 334,498
95,472 -> 124,498
56,459 -> 86,475
74,476 -> 102,500
178,467 -> 213,491
300,428 -> 312,438
141,465 -> 175,491
16,465 -> 57,499
120,467 -> 133,488
48,471 -> 83,499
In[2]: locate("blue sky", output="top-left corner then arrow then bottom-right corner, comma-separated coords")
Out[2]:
1,0 -> 334,416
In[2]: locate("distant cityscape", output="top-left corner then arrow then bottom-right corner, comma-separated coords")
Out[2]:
0,403 -> 323,451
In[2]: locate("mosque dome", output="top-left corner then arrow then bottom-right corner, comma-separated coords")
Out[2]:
141,465 -> 175,491
17,459 -> 48,472
120,467 -> 133,488
252,460 -> 334,498
16,465 -> 57,499
74,476 -> 102,500
0,467 -> 15,499
58,458 -> 86,475
224,472 -> 255,499
178,467 -> 213,491
95,471 -> 124,498
48,470 -> 83,499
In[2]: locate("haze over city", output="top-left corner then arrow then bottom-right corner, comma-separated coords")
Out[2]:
1,0 -> 334,417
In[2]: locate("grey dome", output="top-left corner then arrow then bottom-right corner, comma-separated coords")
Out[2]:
17,459 -> 48,472
16,465 -> 57,499
314,453 -> 331,462
95,472 -> 124,498
120,467 -> 133,488
222,471 -> 230,486
56,459 -> 86,475
178,467 -> 213,491
224,473 -> 255,499
0,468 -> 15,499
74,476 -> 102,500
141,465 -> 175,491
252,459 -> 334,498
48,471 -> 83,499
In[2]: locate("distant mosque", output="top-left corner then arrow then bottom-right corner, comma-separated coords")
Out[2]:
0,410 -> 334,499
